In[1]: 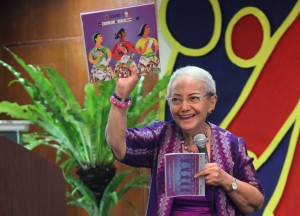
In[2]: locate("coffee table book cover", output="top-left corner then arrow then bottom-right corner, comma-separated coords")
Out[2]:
80,2 -> 161,83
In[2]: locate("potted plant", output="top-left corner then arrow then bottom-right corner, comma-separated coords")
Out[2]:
0,47 -> 170,216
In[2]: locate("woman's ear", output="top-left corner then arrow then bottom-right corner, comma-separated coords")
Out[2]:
209,95 -> 218,113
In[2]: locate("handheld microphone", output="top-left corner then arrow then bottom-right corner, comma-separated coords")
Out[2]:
194,134 -> 209,163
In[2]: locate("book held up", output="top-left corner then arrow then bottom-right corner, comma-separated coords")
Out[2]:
80,3 -> 161,83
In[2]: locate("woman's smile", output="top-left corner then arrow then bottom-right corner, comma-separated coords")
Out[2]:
179,113 -> 196,121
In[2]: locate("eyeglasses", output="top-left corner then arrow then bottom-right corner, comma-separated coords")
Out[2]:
168,94 -> 209,105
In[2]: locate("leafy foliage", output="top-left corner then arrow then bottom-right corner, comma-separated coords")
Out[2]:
0,47 -> 170,215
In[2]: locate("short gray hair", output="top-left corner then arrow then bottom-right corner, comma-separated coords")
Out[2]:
166,66 -> 216,99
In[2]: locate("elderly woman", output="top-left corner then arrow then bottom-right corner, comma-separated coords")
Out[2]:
106,65 -> 264,216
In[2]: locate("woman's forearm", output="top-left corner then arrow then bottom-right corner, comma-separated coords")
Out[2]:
106,62 -> 140,160
105,105 -> 127,160
224,175 -> 264,214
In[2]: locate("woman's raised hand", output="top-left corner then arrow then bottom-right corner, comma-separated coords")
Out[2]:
115,61 -> 140,98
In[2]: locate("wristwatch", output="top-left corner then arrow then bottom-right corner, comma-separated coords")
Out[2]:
227,177 -> 238,193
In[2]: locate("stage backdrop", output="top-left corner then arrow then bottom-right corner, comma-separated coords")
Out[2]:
157,0 -> 300,215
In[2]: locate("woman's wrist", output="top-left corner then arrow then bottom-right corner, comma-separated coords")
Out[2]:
113,92 -> 131,102
115,84 -> 129,99
110,92 -> 131,109
222,172 -> 236,193
110,96 -> 131,109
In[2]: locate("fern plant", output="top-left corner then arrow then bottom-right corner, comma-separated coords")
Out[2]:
0,47 -> 170,216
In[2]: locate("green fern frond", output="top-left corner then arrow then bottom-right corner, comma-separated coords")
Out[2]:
0,101 -> 37,121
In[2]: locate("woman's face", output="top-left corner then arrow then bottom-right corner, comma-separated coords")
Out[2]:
121,31 -> 126,38
144,25 -> 150,34
169,76 -> 217,136
96,34 -> 103,42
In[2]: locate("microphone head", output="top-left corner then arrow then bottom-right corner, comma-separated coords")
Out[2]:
193,134 -> 207,148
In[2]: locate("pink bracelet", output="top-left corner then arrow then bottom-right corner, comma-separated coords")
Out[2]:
110,96 -> 131,109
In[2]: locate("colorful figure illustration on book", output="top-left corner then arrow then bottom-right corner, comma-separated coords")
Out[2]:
88,33 -> 114,82
112,28 -> 136,78
135,23 -> 160,75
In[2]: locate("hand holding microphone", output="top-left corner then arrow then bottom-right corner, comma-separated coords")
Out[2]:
194,134 -> 209,163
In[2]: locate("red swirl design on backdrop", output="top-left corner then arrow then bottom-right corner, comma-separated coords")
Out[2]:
228,14 -> 300,215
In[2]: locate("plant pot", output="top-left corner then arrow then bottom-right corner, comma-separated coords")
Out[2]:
76,164 -> 116,203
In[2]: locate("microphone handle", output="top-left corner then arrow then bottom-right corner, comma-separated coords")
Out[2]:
204,147 -> 209,163
197,146 -> 209,164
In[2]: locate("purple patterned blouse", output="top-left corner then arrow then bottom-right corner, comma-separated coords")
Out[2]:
118,120 -> 264,216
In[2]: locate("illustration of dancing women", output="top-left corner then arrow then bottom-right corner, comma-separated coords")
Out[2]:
88,33 -> 113,82
112,28 -> 136,78
135,23 -> 160,75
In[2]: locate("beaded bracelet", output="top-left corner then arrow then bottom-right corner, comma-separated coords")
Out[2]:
112,92 -> 131,102
110,96 -> 131,109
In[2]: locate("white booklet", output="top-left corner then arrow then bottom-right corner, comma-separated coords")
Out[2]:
164,153 -> 206,197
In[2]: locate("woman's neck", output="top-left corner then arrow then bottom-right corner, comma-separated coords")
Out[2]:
182,123 -> 209,145
95,42 -> 102,47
